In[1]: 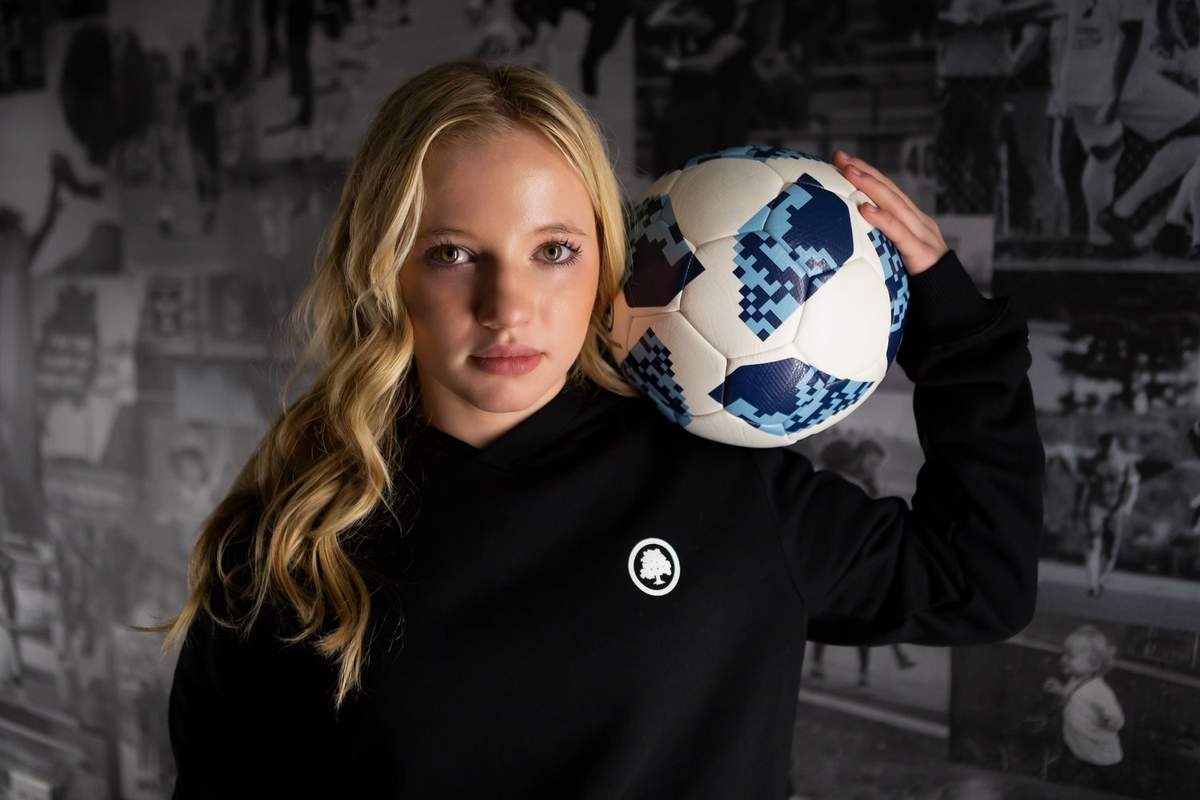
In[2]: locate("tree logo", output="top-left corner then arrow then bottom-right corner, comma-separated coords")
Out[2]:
628,537 -> 680,596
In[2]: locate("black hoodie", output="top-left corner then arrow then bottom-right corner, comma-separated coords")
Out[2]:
167,248 -> 1044,799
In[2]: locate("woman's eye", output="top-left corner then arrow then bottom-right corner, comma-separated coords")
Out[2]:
430,244 -> 462,265
540,239 -> 582,265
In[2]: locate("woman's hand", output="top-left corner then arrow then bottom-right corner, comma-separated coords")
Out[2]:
832,150 -> 949,276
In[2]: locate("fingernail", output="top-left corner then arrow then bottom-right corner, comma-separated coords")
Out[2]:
848,166 -> 863,177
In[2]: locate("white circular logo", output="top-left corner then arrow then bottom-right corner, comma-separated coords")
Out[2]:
628,537 -> 680,596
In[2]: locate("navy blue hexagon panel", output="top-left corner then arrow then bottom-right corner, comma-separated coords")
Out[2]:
710,360 -> 874,437
623,193 -> 701,309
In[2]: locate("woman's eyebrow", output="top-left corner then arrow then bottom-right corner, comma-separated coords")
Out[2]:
418,222 -> 589,238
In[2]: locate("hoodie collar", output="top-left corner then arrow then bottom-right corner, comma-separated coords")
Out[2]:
408,377 -> 611,471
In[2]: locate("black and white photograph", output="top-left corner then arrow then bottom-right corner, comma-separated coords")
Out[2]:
198,271 -> 281,360
33,274 -> 141,463
245,0 -> 639,174
134,271 -> 203,358
219,158 -> 343,324
993,266 -> 1200,635
936,0 -> 1200,266
950,609 -> 1200,799
634,0 -> 940,193
143,414 -> 238,564
0,22 -> 119,278
938,0 -> 1200,638
0,24 -> 120,278
107,0 -> 249,267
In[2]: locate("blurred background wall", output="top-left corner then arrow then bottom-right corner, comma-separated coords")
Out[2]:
0,1 -> 1198,798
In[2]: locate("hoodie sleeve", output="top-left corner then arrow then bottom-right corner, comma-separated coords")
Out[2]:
751,249 -> 1045,646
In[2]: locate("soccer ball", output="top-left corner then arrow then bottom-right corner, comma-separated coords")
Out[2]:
605,145 -> 910,448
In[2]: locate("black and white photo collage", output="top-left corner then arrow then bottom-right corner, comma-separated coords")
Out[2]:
0,1 -> 1197,798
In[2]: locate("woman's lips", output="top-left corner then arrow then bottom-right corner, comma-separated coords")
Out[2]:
469,352 -> 543,375
474,343 -> 541,358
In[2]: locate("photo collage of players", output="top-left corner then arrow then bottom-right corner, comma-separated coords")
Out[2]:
0,1 -> 1196,798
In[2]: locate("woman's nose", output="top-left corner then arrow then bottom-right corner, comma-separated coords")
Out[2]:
474,258 -> 535,329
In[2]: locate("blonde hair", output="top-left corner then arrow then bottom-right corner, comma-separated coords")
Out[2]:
1065,624 -> 1119,676
137,60 -> 639,710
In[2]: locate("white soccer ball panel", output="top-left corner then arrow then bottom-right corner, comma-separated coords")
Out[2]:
668,158 -> 784,245
762,157 -> 857,200
847,188 -> 875,213
645,169 -> 681,198
847,189 -> 876,252
792,256 -> 890,382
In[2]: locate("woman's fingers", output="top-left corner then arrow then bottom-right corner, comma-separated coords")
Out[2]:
833,150 -> 919,216
833,151 -> 940,239
843,166 -> 935,246
856,199 -> 941,273
831,151 -> 949,270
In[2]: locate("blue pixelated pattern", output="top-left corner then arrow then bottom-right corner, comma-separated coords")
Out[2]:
623,327 -> 692,427
708,359 -> 874,437
868,228 -> 909,364
730,230 -> 840,342
730,178 -> 854,341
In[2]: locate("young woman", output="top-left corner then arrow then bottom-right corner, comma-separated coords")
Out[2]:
149,60 -> 1045,797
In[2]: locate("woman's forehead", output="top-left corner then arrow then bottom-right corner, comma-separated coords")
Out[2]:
421,172 -> 592,233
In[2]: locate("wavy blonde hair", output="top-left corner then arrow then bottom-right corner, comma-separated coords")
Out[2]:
139,60 -> 639,710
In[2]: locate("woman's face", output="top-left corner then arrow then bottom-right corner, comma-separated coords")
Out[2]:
399,125 -> 600,443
